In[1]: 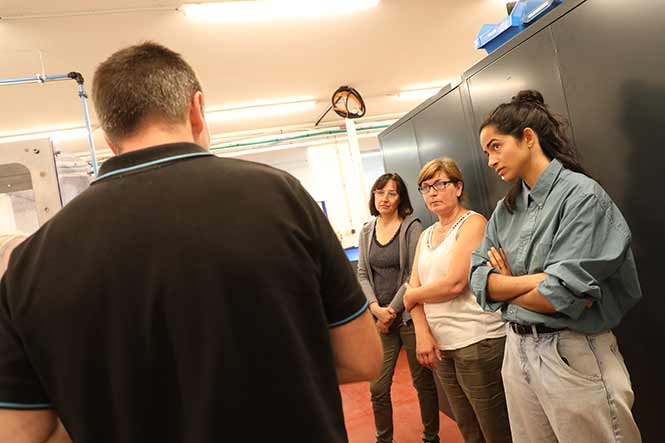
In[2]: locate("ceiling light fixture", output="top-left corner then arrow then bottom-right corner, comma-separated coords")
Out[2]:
397,77 -> 462,101
180,0 -> 380,22
397,87 -> 443,101
205,97 -> 317,122
0,126 -> 91,145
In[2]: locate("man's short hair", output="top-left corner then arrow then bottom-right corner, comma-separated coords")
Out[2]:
92,41 -> 203,146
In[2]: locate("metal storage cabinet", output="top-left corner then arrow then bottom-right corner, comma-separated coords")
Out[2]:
412,86 -> 491,218
378,120 -> 433,226
551,0 -> 665,438
465,27 -> 570,211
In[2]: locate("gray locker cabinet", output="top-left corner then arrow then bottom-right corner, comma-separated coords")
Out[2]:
551,0 -> 665,438
412,87 -> 490,218
466,28 -> 571,211
379,121 -> 433,226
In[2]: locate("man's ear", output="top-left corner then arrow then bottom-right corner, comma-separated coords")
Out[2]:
189,91 -> 208,146
104,133 -> 120,155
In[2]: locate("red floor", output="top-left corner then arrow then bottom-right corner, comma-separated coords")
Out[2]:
340,350 -> 464,443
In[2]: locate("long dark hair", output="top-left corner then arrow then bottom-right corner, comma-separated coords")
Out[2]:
369,173 -> 414,219
479,90 -> 590,213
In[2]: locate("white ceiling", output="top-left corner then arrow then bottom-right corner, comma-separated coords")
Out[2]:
0,0 -> 507,155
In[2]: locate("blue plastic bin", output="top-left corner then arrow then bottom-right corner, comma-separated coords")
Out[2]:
475,0 -> 564,54
475,2 -> 527,54
520,0 -> 564,24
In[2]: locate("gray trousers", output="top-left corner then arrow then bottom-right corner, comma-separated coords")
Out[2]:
434,337 -> 512,443
370,320 -> 440,443
502,328 -> 641,443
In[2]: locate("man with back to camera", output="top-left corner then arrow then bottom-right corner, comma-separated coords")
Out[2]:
0,41 -> 382,443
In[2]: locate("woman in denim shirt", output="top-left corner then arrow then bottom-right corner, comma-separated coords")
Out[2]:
470,90 -> 642,442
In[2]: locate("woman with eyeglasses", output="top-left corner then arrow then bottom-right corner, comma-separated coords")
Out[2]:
357,173 -> 440,443
403,158 -> 511,443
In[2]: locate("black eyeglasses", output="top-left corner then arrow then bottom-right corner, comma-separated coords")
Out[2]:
418,180 -> 455,195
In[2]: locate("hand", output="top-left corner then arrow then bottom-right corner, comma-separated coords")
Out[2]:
416,331 -> 441,369
487,247 -> 513,276
370,304 -> 396,324
376,319 -> 391,334
403,283 -> 417,312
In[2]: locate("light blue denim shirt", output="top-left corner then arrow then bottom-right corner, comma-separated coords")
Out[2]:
469,159 -> 642,334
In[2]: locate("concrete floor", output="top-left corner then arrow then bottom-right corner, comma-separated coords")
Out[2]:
340,350 -> 464,443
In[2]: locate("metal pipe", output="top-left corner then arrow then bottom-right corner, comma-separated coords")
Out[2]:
0,6 -> 176,21
0,74 -> 71,86
210,125 -> 389,152
45,74 -> 70,81
76,82 -> 98,175
0,72 -> 98,175
0,76 -> 44,86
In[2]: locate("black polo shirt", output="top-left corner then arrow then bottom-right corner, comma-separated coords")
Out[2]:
0,143 -> 367,443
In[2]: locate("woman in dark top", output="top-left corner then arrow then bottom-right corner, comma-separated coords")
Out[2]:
357,173 -> 439,443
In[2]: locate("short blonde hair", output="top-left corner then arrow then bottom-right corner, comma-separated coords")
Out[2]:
417,157 -> 464,199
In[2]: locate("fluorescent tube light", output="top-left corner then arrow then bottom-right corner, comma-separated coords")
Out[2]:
181,0 -> 380,22
206,97 -> 317,122
361,151 -> 382,158
0,126 -> 89,144
397,87 -> 442,101
397,78 -> 461,101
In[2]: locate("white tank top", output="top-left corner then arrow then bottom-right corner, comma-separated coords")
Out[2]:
418,211 -> 505,350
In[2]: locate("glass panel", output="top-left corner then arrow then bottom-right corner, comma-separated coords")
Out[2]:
55,153 -> 92,206
0,162 -> 40,234
7,190 -> 39,233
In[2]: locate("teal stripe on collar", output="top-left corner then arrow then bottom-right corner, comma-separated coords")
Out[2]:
0,401 -> 53,409
92,152 -> 213,183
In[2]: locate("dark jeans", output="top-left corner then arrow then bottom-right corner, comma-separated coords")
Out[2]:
434,337 -> 512,443
370,320 -> 440,443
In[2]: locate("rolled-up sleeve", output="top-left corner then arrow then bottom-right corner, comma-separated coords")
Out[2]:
469,212 -> 505,312
538,193 -> 632,320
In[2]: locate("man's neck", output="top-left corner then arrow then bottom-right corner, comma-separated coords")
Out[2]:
116,126 -> 196,154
